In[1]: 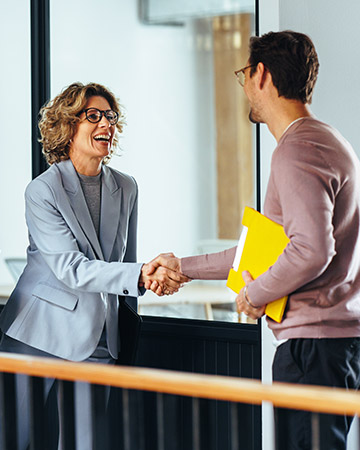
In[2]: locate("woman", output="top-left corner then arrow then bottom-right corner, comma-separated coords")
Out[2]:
0,82 -> 187,448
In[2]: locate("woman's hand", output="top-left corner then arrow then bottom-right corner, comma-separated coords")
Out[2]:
146,253 -> 190,295
139,258 -> 190,296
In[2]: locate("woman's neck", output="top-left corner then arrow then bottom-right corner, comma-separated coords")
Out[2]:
69,154 -> 102,176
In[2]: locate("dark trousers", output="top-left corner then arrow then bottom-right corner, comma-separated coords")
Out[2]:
273,337 -> 360,450
0,333 -> 116,450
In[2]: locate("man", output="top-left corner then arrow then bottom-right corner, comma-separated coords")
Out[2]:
146,31 -> 360,449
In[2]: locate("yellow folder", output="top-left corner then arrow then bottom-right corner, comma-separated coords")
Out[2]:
226,207 -> 290,323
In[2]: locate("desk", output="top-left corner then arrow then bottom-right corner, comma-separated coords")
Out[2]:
0,284 -> 14,305
0,282 -> 246,322
0,282 -> 257,326
139,282 -> 235,320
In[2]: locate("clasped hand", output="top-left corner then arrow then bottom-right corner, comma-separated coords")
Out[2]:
139,253 -> 191,296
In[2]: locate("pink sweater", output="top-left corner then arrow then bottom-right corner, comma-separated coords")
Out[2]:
181,117 -> 360,340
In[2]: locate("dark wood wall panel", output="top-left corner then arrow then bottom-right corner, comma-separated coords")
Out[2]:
135,316 -> 262,450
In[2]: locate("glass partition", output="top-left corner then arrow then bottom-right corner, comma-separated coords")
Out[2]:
48,0 -> 257,323
0,1 -> 31,290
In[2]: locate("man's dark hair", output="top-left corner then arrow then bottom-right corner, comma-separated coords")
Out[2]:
249,31 -> 319,104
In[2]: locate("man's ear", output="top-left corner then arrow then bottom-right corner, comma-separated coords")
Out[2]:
256,62 -> 270,89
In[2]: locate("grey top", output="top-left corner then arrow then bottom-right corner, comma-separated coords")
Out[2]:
77,172 -> 109,357
77,171 -> 101,236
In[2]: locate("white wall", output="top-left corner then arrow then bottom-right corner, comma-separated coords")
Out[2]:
279,0 -> 360,159
50,0 -> 218,263
259,1 -> 360,448
0,1 -> 31,284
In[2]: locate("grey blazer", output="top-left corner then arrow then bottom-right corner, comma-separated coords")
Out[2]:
0,159 -> 143,361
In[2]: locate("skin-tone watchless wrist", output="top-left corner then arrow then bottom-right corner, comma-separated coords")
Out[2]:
244,285 -> 260,309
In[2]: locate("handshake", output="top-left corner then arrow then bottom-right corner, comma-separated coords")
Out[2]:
139,253 -> 191,296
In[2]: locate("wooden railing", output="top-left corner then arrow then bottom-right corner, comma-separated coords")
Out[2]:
0,352 -> 359,449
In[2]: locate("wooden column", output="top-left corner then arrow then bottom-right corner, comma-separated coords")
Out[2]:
213,14 -> 253,239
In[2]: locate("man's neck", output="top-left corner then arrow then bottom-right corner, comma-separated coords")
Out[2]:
266,100 -> 312,142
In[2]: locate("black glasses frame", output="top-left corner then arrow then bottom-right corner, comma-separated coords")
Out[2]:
234,64 -> 257,86
80,108 -> 119,125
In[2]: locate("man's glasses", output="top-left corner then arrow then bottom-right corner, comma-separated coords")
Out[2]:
80,108 -> 119,125
234,64 -> 256,86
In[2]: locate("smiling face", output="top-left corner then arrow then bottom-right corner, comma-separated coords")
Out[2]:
69,95 -> 116,175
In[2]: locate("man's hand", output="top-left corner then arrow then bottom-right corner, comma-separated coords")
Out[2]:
146,253 -> 181,273
236,271 -> 265,320
141,253 -> 191,296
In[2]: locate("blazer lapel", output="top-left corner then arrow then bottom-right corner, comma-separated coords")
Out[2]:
99,165 -> 122,261
56,159 -> 104,260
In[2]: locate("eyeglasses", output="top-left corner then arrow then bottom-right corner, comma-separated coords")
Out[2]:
80,108 -> 119,125
234,64 -> 257,86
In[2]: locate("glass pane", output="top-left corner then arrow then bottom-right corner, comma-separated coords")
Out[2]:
0,1 -> 31,295
50,0 -> 256,323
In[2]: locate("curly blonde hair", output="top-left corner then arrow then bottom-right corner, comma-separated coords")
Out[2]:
39,82 -> 126,165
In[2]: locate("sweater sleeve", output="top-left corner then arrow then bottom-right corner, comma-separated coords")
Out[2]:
247,141 -> 339,307
180,247 -> 236,280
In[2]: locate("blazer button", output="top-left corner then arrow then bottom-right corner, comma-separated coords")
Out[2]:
123,289 -> 129,295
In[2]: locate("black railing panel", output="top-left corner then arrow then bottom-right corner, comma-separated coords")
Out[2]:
236,402 -> 257,450
0,372 -> 17,450
156,393 -> 165,450
162,394 -> 181,450
91,383 -> 110,450
180,396 -> 194,449
107,386 -> 123,450
58,379 -> 76,450
29,376 -> 45,450
122,389 -> 131,450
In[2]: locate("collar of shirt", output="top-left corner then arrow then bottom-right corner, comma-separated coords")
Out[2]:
280,117 -> 307,139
